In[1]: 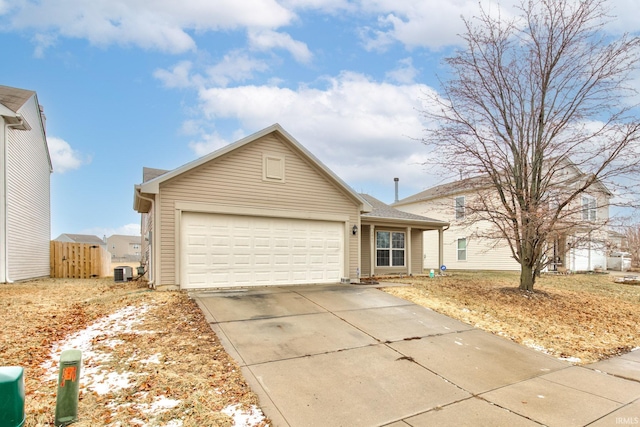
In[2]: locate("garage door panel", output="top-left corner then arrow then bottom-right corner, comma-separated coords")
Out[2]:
187,254 -> 206,265
181,212 -> 344,289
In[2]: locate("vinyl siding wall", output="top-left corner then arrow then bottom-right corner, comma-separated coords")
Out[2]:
411,228 -> 423,275
156,133 -> 361,287
361,224 -> 371,277
5,96 -> 51,281
397,185 -> 611,272
397,197 -> 521,271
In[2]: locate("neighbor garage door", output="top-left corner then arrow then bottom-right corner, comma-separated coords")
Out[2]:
180,212 -> 344,289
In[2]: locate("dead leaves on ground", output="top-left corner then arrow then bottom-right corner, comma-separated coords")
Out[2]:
0,278 -> 266,426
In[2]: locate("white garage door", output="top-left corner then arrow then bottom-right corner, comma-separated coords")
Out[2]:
180,212 -> 344,289
571,247 -> 606,271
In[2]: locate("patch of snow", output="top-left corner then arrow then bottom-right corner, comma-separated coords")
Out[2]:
139,353 -> 162,364
89,371 -> 135,395
163,420 -> 183,427
454,341 -> 463,346
222,404 -> 268,427
524,340 -> 581,364
523,340 -> 547,353
42,304 -> 151,379
140,396 -> 181,414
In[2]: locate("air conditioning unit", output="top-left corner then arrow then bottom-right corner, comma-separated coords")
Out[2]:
114,266 -> 133,282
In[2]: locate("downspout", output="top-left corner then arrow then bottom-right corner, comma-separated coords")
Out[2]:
438,224 -> 450,270
3,117 -> 27,283
135,188 -> 155,288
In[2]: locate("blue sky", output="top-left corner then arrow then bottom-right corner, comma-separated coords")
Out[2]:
1,0 -> 639,238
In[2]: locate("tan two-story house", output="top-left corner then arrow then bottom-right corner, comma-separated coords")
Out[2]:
394,160 -> 611,273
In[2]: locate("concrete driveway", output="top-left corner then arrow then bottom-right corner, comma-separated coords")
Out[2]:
193,284 -> 640,427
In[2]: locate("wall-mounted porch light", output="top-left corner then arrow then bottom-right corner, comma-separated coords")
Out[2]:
352,225 -> 358,235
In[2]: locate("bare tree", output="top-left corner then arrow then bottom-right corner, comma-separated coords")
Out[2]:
423,0 -> 640,291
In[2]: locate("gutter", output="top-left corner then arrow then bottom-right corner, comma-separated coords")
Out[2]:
2,115 -> 27,283
134,187 -> 155,288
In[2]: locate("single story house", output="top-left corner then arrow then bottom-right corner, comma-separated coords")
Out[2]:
134,124 -> 448,290
0,85 -> 51,283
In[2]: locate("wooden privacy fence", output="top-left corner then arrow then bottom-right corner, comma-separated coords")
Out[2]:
50,241 -> 112,278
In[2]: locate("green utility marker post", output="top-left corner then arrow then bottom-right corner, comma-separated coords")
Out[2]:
54,349 -> 82,426
0,366 -> 25,427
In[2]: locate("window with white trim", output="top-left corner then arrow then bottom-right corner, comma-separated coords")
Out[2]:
582,195 -> 597,221
455,196 -> 465,220
376,231 -> 405,267
457,238 -> 467,261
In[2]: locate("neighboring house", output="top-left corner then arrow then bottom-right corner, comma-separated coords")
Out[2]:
106,234 -> 142,261
133,124 -> 449,290
54,234 -> 107,249
0,85 -> 52,283
394,161 -> 611,273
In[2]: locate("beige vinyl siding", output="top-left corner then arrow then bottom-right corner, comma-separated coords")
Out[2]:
5,96 -> 50,281
157,133 -> 360,287
398,197 -> 521,271
410,228 -> 423,275
361,224 -> 371,276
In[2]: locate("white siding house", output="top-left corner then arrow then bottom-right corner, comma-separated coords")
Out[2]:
0,85 -> 52,282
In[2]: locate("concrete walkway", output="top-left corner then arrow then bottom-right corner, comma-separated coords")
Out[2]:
193,284 -> 640,427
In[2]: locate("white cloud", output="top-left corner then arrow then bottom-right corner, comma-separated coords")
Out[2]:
190,71 -> 441,199
206,51 -> 270,86
154,52 -> 270,90
603,1 -> 640,34
358,0 -> 640,52
279,0 -> 355,13
47,136 -> 89,173
248,29 -> 313,63
153,61 -> 196,89
358,0 -> 491,51
385,57 -> 419,84
6,0 -> 294,54
188,132 -> 232,157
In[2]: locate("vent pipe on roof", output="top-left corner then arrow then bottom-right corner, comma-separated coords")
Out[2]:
394,177 -> 399,203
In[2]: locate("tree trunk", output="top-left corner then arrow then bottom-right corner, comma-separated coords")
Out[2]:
520,264 -> 535,291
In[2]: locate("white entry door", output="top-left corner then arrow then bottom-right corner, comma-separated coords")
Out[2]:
180,212 -> 344,289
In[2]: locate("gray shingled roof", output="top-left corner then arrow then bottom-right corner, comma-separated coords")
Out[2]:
143,167 -> 170,183
0,85 -> 35,113
54,234 -> 106,245
393,175 -> 490,206
360,194 -> 448,225
108,234 -> 141,243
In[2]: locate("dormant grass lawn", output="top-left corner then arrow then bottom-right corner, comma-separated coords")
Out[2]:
382,271 -> 640,364
0,278 -> 268,427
